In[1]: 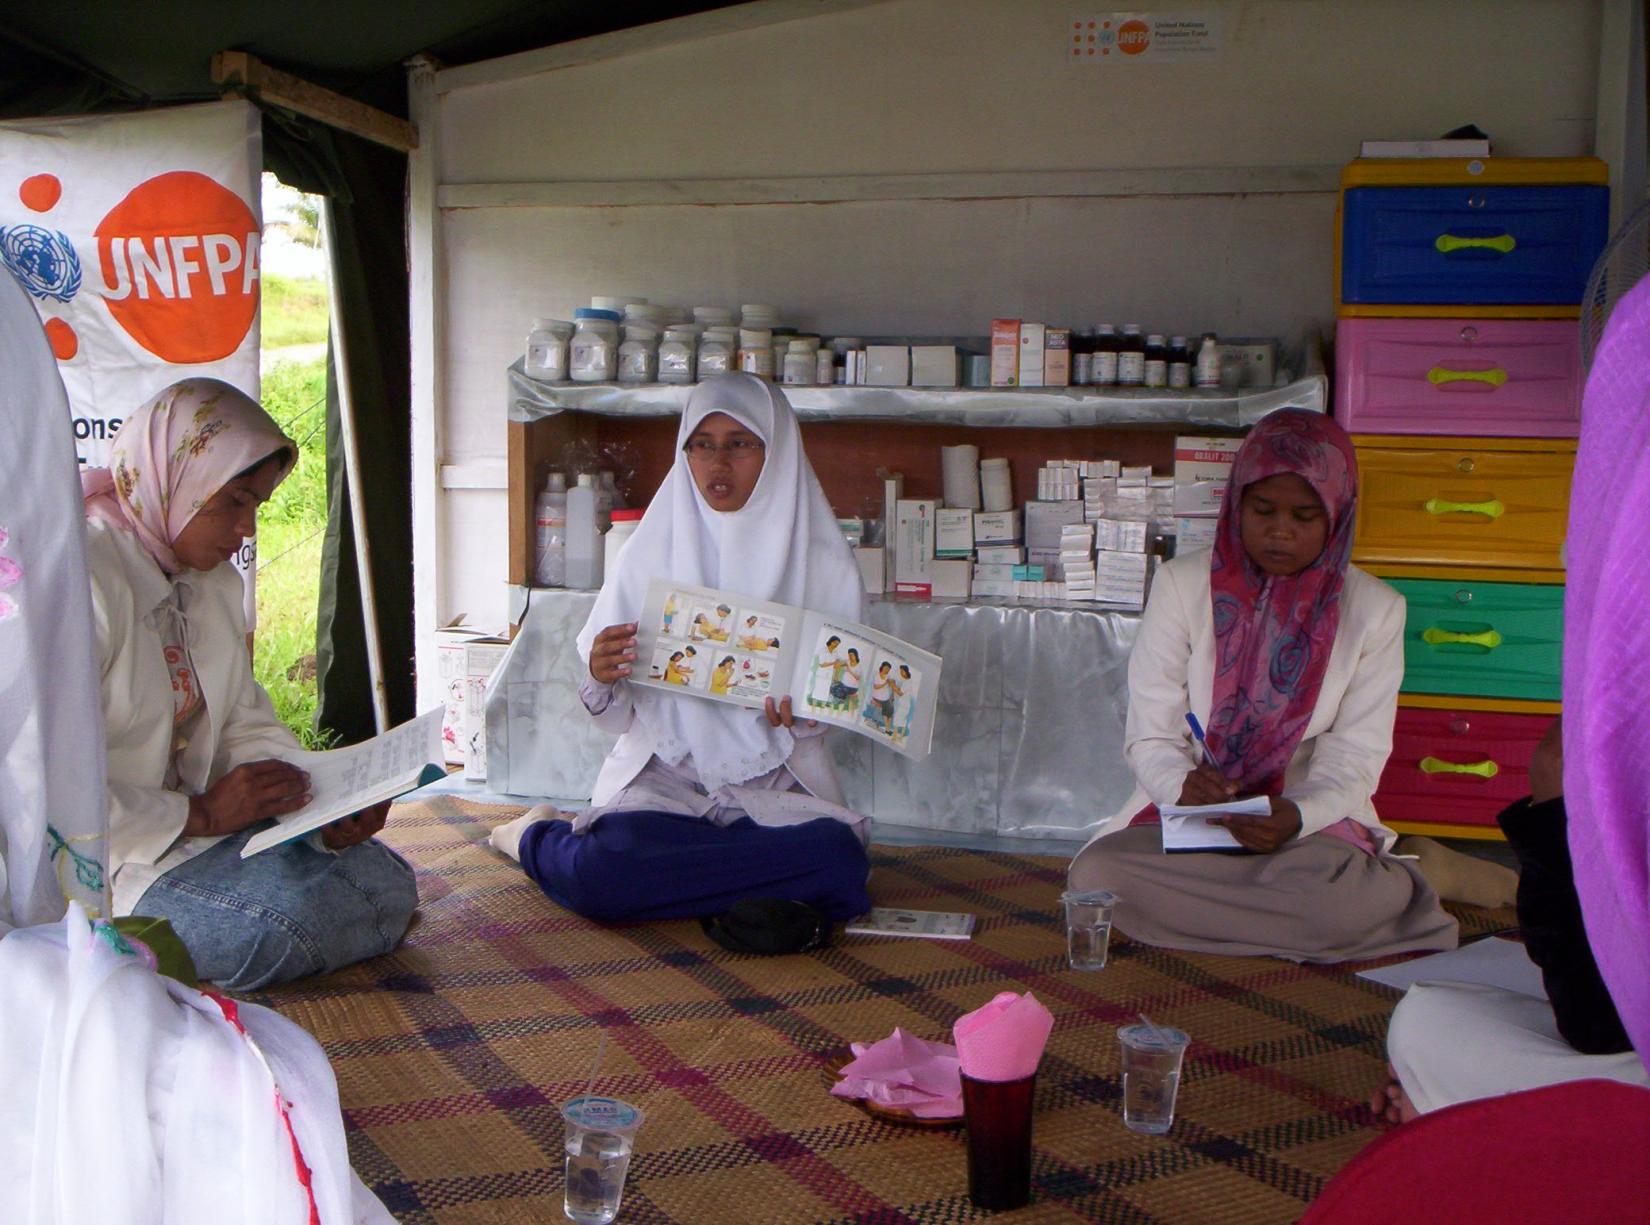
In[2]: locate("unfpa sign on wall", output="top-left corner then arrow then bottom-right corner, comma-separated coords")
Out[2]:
0,101 -> 262,468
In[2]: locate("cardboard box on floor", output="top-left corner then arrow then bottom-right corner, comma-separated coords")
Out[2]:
435,617 -> 511,779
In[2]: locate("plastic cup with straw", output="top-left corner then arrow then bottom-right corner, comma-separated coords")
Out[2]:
1117,1013 -> 1190,1135
561,1032 -> 645,1225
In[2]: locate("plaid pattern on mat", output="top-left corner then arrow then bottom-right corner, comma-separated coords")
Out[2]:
252,796 -> 1514,1225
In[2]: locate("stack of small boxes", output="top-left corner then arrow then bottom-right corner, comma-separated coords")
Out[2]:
1170,435 -> 1243,555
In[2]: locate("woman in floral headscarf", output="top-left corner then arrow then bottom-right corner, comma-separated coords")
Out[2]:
1068,409 -> 1456,962
81,378 -> 417,990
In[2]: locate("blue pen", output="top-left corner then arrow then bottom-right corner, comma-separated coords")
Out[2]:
1185,713 -> 1222,771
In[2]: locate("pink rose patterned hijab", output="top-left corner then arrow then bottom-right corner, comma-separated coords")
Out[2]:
1205,409 -> 1359,793
1564,274 -> 1650,1074
81,378 -> 294,576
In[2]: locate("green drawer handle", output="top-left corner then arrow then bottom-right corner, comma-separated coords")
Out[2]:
1424,496 -> 1505,519
1422,626 -> 1504,649
1419,755 -> 1500,779
1427,366 -> 1508,388
1435,233 -> 1517,254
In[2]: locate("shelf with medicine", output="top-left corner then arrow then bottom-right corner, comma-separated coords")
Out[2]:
1333,156 -> 1603,841
504,373 -> 1326,597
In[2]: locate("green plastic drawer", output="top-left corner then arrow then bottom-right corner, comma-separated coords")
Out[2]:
1388,577 -> 1563,702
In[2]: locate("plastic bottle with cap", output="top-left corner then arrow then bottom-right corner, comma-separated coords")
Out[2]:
524,318 -> 573,382
1117,324 -> 1146,387
782,339 -> 815,385
565,474 -> 604,589
569,308 -> 622,382
617,324 -> 659,384
1143,333 -> 1169,389
604,507 -> 645,577
533,471 -> 568,586
738,327 -> 775,379
1195,333 -> 1221,389
659,327 -> 698,384
697,327 -> 738,378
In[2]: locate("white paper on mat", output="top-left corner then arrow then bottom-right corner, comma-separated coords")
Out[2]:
1158,794 -> 1270,851
1356,936 -> 1548,999
241,709 -> 445,857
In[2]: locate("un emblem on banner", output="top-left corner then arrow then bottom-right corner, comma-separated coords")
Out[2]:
0,223 -> 83,303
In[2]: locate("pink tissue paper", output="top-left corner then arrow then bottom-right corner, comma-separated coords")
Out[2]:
952,990 -> 1055,1082
830,1027 -> 963,1118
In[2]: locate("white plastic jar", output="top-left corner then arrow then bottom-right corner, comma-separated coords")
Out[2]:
568,308 -> 621,383
694,305 -> 735,328
782,339 -> 815,385
604,508 -> 645,576
697,327 -> 738,378
659,327 -> 698,384
617,324 -> 659,383
739,328 -> 775,379
524,317 -> 573,382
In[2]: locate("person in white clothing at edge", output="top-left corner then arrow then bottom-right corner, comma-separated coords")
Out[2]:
0,268 -> 394,1224
83,378 -> 417,990
1068,409 -> 1457,962
490,372 -> 872,922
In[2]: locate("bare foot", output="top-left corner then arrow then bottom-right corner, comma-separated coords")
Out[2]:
1367,1063 -> 1418,1125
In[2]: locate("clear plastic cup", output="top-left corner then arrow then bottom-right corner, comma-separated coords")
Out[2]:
1061,889 -> 1117,971
562,1096 -> 644,1224
1117,1024 -> 1189,1135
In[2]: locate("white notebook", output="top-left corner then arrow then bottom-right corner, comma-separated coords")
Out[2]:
1158,795 -> 1270,852
845,908 -> 976,941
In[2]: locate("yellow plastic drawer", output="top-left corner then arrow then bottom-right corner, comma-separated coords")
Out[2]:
1352,435 -> 1574,573
1340,157 -> 1609,190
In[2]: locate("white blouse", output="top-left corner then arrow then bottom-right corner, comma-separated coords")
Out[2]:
1088,550 -> 1407,853
86,520 -> 300,914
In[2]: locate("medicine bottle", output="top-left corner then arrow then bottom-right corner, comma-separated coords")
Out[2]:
524,318 -> 573,382
1168,336 -> 1192,389
1195,333 -> 1221,389
604,508 -> 645,577
815,346 -> 834,385
1092,324 -> 1119,386
568,308 -> 621,383
697,327 -> 738,378
1117,324 -> 1146,387
783,339 -> 815,385
1143,333 -> 1168,389
1071,327 -> 1094,386
617,324 -> 659,384
659,327 -> 698,384
533,471 -> 568,586
564,474 -> 604,589
738,327 -> 775,379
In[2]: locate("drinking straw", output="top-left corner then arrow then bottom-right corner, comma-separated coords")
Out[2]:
1138,1013 -> 1174,1046
579,1031 -> 608,1106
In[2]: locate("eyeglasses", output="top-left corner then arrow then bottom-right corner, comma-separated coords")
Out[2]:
683,437 -> 765,461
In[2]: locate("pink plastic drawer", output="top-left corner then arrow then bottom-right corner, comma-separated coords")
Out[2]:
1374,706 -> 1550,830
1335,318 -> 1581,437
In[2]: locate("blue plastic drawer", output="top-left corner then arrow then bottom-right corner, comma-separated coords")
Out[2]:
1341,186 -> 1609,306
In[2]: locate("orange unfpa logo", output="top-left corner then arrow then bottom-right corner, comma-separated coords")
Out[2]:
1118,19 -> 1151,54
94,170 -> 259,364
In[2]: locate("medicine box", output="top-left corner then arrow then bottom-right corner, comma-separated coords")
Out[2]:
973,562 -> 1016,583
1173,517 -> 1219,554
976,544 -> 1025,565
971,578 -> 1016,599
865,345 -> 911,387
930,558 -> 971,599
1012,565 -> 1046,582
991,319 -> 1020,387
1024,499 -> 1086,550
854,544 -> 886,594
1173,435 -> 1243,517
1018,323 -> 1046,388
1043,328 -> 1071,387
911,345 -> 961,388
935,507 -> 975,558
435,618 -> 511,778
894,499 -> 937,584
974,509 -> 1022,545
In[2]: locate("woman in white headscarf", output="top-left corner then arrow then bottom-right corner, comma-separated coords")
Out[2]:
493,373 -> 872,921
81,378 -> 417,989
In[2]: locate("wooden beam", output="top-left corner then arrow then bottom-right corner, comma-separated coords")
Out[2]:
433,0 -> 896,94
212,50 -> 418,153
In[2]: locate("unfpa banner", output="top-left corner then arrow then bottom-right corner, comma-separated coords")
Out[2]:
0,100 -> 262,469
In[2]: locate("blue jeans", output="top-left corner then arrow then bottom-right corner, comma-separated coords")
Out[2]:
133,825 -> 418,991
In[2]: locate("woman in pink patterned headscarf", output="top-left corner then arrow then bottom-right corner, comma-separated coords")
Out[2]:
80,378 -> 417,990
1069,409 -> 1456,962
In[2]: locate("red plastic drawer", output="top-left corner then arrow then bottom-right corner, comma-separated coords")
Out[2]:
1374,706 -> 1549,830
1336,318 -> 1581,437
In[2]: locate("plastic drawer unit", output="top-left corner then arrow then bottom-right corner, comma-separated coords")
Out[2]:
1374,705 -> 1550,836
1335,319 -> 1581,438
1383,576 -> 1563,703
1352,435 -> 1574,574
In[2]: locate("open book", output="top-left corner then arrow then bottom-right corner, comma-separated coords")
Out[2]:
632,578 -> 942,758
240,708 -> 445,857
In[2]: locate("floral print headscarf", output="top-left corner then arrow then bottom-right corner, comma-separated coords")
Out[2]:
1205,409 -> 1360,794
81,379 -> 294,575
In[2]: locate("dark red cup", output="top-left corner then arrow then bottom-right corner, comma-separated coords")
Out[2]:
961,1071 -> 1036,1210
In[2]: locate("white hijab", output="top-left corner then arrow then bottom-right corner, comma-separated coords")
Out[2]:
0,268 -> 107,933
577,373 -> 866,793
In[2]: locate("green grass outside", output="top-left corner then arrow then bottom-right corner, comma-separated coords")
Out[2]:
261,273 -> 329,349
255,353 -> 331,747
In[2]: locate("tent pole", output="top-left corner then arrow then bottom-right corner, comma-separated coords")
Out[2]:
321,199 -> 389,734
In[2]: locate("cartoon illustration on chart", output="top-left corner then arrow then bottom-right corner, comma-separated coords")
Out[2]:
688,601 -> 734,643
861,655 -> 922,745
805,625 -> 867,715
649,642 -> 705,689
734,612 -> 784,654
660,591 -> 686,637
